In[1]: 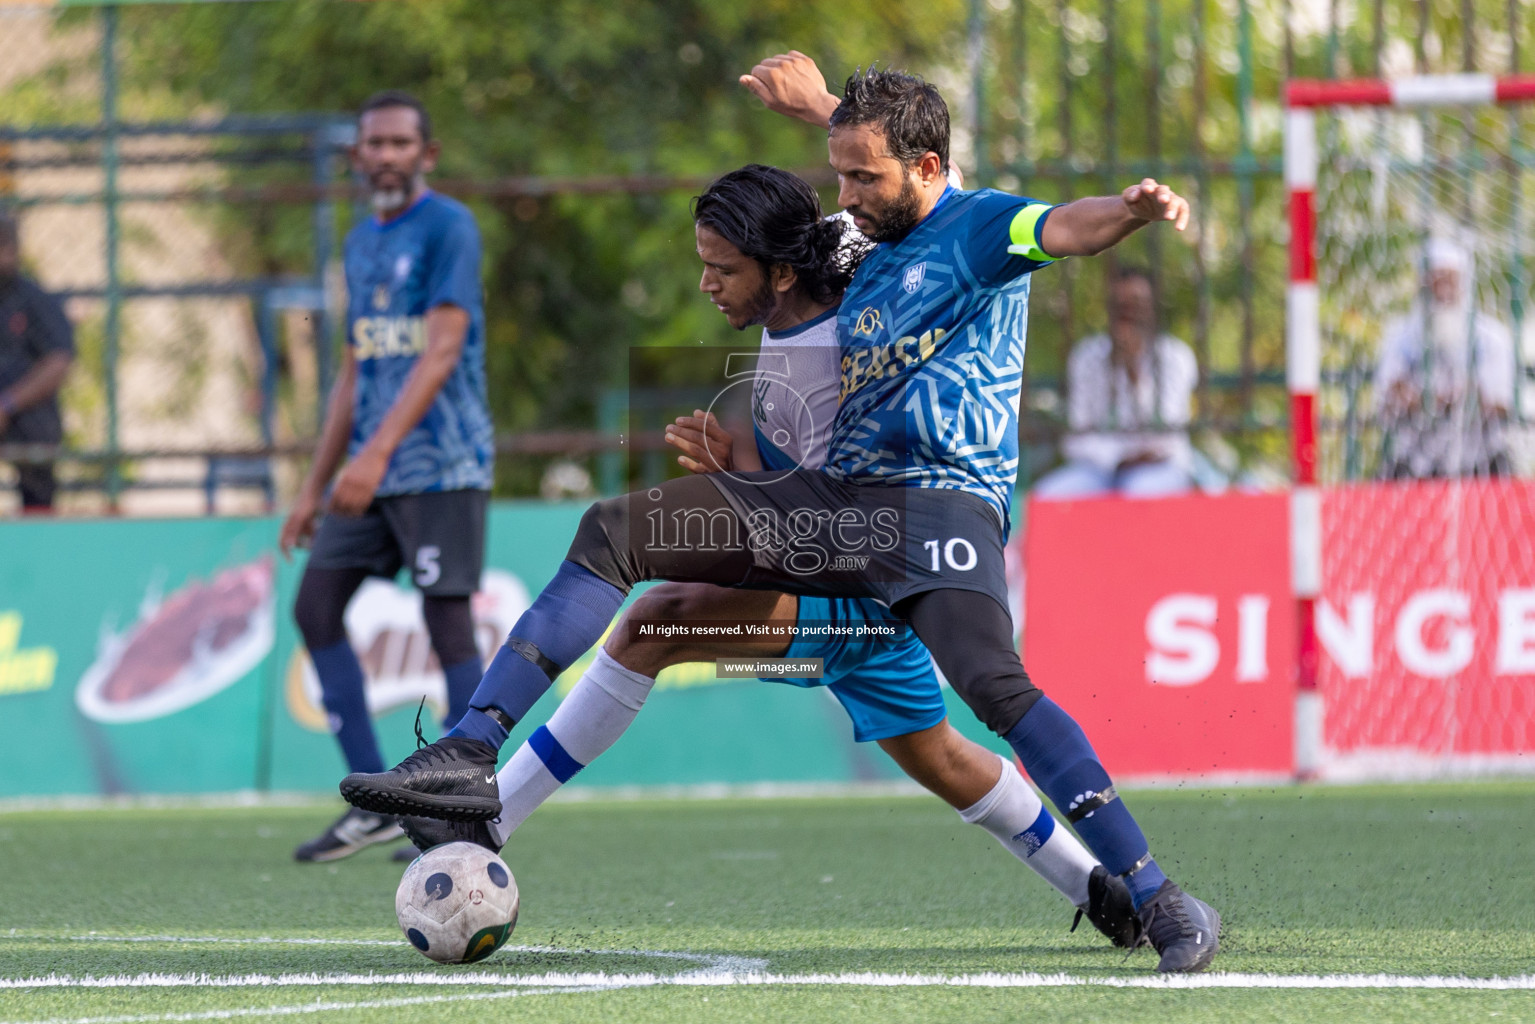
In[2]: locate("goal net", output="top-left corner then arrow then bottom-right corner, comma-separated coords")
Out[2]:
1287,75 -> 1535,779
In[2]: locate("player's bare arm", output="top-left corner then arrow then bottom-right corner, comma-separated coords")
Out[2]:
739,50 -> 840,128
279,349 -> 356,557
1040,178 -> 1191,258
327,304 -> 469,516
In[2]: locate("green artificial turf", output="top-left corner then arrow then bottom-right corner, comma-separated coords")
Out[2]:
3,782 -> 1533,1023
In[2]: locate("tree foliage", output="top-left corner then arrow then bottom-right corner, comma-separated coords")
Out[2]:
101,0 -> 965,491
10,0 -> 1532,490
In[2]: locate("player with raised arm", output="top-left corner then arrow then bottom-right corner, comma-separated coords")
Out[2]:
399,164 -> 1140,949
280,90 -> 492,863
341,61 -> 1220,971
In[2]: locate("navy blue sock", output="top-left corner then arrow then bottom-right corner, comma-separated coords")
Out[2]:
440,656 -> 483,733
1124,858 -> 1170,907
451,708 -> 510,749
449,561 -> 624,750
310,640 -> 384,775
1004,696 -> 1168,906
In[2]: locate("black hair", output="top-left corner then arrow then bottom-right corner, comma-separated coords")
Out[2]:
357,89 -> 433,143
692,164 -> 869,306
1113,264 -> 1155,288
828,66 -> 949,172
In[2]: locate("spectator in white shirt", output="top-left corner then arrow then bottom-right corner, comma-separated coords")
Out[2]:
1375,237 -> 1515,479
1034,266 -> 1199,500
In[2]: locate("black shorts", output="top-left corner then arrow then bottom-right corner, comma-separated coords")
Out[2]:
12,461 -> 55,510
307,489 -> 487,596
3,410 -> 61,510
702,469 -> 1010,613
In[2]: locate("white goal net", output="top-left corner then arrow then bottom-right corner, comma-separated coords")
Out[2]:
1302,86 -> 1535,778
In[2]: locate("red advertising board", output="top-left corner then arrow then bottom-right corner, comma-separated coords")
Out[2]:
1319,480 -> 1535,774
1022,492 -> 1294,779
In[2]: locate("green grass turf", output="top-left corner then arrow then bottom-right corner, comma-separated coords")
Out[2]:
3,782 -> 1534,1023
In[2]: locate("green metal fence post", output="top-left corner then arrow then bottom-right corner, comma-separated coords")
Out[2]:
1237,0 -> 1257,427
101,4 -> 122,510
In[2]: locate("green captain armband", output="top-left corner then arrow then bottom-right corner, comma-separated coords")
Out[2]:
1006,202 -> 1059,263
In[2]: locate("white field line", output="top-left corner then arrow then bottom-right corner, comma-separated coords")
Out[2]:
3,937 -> 766,974
0,986 -> 610,1024
3,970 -> 1533,992
31,936 -> 401,948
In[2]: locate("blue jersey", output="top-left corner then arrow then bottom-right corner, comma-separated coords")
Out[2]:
343,191 -> 492,496
827,187 -> 1056,525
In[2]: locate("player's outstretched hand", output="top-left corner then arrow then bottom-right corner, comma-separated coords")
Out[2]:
327,450 -> 387,517
739,51 -> 840,128
665,410 -> 734,474
1123,178 -> 1191,231
278,489 -> 321,560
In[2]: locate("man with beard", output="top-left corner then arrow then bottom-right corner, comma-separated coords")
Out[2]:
0,212 -> 75,515
280,91 -> 491,862
1375,236 -> 1515,479
340,64 -> 1222,972
399,165 -> 1143,950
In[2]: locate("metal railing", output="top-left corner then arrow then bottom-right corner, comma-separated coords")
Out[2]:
2,0 -> 1531,511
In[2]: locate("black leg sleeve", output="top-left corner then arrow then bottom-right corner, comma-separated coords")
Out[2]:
421,594 -> 479,667
292,565 -> 370,651
895,588 -> 1043,737
567,474 -> 756,591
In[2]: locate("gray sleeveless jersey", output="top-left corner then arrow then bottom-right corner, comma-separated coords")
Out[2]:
752,309 -> 840,472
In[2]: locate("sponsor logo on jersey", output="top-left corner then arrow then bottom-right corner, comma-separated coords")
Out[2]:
839,327 -> 947,400
902,262 -> 926,294
352,314 -> 428,359
852,307 -> 884,338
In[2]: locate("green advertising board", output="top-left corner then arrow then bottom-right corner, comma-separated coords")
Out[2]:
0,504 -> 998,799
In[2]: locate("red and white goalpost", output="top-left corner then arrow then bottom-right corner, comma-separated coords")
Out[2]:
1285,74 -> 1535,779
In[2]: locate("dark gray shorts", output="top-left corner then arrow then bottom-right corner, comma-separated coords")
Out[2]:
307,489 -> 488,596
703,469 -> 1010,613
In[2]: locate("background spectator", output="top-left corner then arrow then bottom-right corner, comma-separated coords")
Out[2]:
0,212 -> 75,515
1375,236 -> 1515,479
1033,266 -> 1198,500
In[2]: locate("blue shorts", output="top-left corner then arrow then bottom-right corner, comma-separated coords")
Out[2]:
764,595 -> 948,742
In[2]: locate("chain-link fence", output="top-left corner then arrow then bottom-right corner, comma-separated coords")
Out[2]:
2,0 -> 1532,514
1,4 -> 351,515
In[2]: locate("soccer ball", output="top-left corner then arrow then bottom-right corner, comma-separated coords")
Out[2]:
395,841 -> 519,964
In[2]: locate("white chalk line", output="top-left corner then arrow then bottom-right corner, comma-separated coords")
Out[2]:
3,970 -> 1533,992
13,936 -> 400,948
0,985 -> 611,1024
4,933 -> 1532,1024
2,936 -> 765,975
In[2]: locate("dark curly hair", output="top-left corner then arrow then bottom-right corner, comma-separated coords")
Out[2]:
828,66 -> 950,173
692,164 -> 869,306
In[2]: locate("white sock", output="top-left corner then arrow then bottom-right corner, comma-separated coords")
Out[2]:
958,753 -> 1100,908
488,650 -> 655,847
